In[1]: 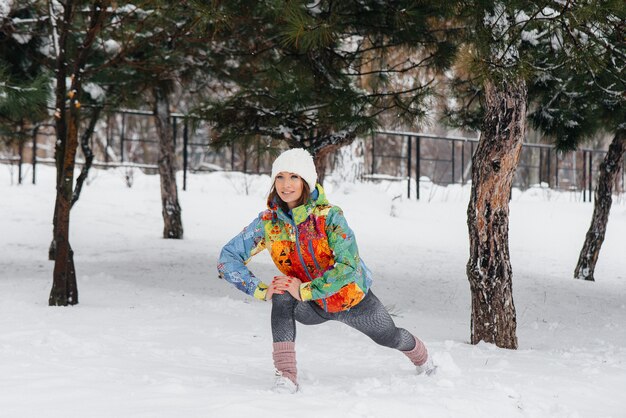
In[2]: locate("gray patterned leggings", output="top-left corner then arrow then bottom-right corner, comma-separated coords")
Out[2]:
271,290 -> 416,352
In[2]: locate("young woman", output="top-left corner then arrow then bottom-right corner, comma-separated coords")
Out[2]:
218,148 -> 435,393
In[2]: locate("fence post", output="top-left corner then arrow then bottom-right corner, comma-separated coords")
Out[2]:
416,136 -> 421,200
120,112 -> 126,163
531,148 -> 543,187
231,141 -> 235,170
256,137 -> 261,174
451,139 -> 455,184
371,133 -> 376,175
547,148 -> 552,187
407,135 -> 412,199
589,151 -> 593,203
555,152 -> 559,189
183,118 -> 188,191
105,115 -> 110,163
461,141 -> 465,184
622,154 -> 626,193
18,131 -> 24,185
32,125 -> 39,184
582,150 -> 587,202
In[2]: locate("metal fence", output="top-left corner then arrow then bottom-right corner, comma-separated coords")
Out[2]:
1,112 -> 623,202
0,109 -> 283,190
367,130 -> 624,201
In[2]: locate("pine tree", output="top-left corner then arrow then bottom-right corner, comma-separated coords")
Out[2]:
452,1 -> 565,349
193,0 -> 458,183
465,79 -> 526,350
40,0 -> 219,304
92,1 -> 219,239
44,1 -> 217,249
527,0 -> 626,281
47,0 -> 111,306
455,1 -> 541,350
447,1 -> 621,347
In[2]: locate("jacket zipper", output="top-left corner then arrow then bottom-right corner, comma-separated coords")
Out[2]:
284,210 -> 328,312
292,221 -> 314,282
308,241 -> 323,272
305,229 -> 328,311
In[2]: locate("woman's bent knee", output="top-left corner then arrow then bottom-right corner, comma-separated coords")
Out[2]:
272,292 -> 297,304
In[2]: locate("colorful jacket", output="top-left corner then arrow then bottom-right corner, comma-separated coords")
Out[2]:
217,184 -> 372,313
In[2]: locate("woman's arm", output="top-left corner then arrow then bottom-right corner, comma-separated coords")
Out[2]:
217,214 -> 269,300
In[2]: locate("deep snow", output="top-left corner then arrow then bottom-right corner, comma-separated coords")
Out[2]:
1,164 -> 624,418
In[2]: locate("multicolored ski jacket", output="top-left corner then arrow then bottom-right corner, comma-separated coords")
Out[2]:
217,185 -> 372,313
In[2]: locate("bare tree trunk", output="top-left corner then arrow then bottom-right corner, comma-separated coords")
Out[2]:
466,79 -> 526,349
153,84 -> 183,239
50,109 -> 80,305
49,0 -> 109,306
49,0 -> 75,304
313,145 -> 339,186
312,132 -> 356,186
47,0 -> 70,262
49,87 -> 81,305
574,131 -> 625,281
17,120 -> 25,184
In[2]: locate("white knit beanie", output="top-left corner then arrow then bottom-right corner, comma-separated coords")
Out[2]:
271,148 -> 318,191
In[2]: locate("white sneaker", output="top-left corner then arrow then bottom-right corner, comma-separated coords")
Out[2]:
272,371 -> 299,394
416,357 -> 437,376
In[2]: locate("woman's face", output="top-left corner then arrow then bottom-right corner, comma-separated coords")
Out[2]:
274,171 -> 304,209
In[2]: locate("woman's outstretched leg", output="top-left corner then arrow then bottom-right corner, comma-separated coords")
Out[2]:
338,291 -> 434,374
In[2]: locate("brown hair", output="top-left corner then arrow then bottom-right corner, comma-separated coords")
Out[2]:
268,178 -> 311,213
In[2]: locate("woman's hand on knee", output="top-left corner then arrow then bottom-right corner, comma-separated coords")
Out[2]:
265,275 -> 292,301
271,276 -> 303,301
265,284 -> 279,301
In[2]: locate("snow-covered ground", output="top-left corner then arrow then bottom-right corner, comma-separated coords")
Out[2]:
1,164 -> 624,418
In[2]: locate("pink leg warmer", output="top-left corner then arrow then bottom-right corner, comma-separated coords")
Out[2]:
402,335 -> 428,366
272,341 -> 297,384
